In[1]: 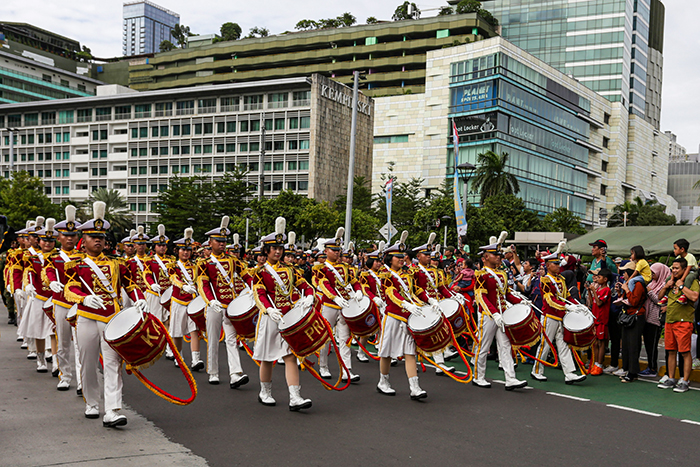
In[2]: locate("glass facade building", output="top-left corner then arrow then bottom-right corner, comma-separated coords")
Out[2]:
478,0 -> 656,120
123,1 -> 180,56
448,52 -> 598,219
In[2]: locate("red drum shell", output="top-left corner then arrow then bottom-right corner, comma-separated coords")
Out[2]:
66,304 -> 77,328
226,291 -> 259,340
408,309 -> 452,354
159,286 -> 173,309
502,303 -> 541,348
104,307 -> 167,369
42,299 -> 55,325
440,299 -> 467,337
342,296 -> 381,337
562,312 -> 596,349
279,304 -> 331,358
186,296 -> 207,332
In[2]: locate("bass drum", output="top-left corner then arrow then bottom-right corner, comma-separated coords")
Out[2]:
501,303 -> 541,348
342,295 -> 380,337
279,301 -> 330,358
159,286 -> 173,309
186,296 -> 207,332
408,307 -> 452,355
104,307 -> 167,369
439,298 -> 467,337
563,311 -> 595,349
226,289 -> 259,340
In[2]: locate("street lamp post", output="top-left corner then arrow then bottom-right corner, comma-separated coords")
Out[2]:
441,215 -> 451,248
456,162 -> 476,208
3,128 -> 19,175
343,71 -> 360,247
244,207 -> 252,250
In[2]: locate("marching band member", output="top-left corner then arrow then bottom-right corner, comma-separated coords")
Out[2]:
169,228 -> 204,370
377,231 -> 428,400
63,202 -> 147,426
127,225 -> 152,309
119,229 -> 136,310
252,217 -> 314,411
196,216 -> 249,388
46,206 -> 84,391
7,220 -> 34,350
531,243 -> 587,385
14,218 -> 43,359
313,229 -> 361,382
18,218 -> 58,373
411,233 -> 462,375
143,225 -> 173,323
358,242 -> 387,362
472,233 -> 528,390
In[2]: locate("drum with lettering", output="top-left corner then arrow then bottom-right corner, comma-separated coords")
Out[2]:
226,289 -> 259,340
279,301 -> 331,358
342,295 -> 380,337
502,303 -> 541,348
439,298 -> 467,337
159,286 -> 173,309
563,311 -> 596,349
408,307 -> 452,355
186,296 -> 207,332
104,307 -> 167,370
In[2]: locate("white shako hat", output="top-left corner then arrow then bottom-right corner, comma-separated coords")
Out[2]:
130,225 -> 149,244
431,244 -> 443,260
383,230 -> 409,257
151,224 -> 169,245
78,202 -> 110,237
343,241 -> 355,257
173,227 -> 195,249
121,229 -> 137,245
479,231 -> 508,255
17,220 -> 36,237
28,216 -> 45,236
205,216 -> 231,241
321,227 -> 344,251
412,232 -> 437,255
260,217 -> 287,246
36,218 -> 58,240
229,233 -> 242,249
54,205 -> 81,235
542,240 -> 567,263
284,231 -> 297,254
367,241 -> 386,259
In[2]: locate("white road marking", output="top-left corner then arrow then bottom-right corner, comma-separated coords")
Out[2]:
546,392 -> 590,402
681,420 -> 700,426
606,404 -> 662,417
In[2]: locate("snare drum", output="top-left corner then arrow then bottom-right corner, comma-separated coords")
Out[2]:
186,296 -> 207,332
342,295 -> 380,337
66,304 -> 77,328
408,308 -> 452,355
104,307 -> 167,370
42,299 -> 55,325
159,286 -> 173,309
279,302 -> 331,358
501,303 -> 541,348
563,312 -> 596,349
226,289 -> 259,340
439,298 -> 467,337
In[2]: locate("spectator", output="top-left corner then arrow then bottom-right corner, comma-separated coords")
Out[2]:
623,245 -> 651,295
617,261 -> 647,383
587,268 -> 612,375
516,258 -> 535,296
659,238 -> 698,306
452,258 -> 475,299
586,239 -> 618,284
639,262 -> 670,377
562,270 -> 580,302
440,246 -> 456,269
604,263 -> 626,374
657,257 -> 698,392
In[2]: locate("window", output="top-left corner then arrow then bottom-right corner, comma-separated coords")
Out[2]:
298,180 -> 308,190
131,128 -> 138,138
131,148 -> 138,157
216,163 -> 224,172
182,124 -> 191,136
226,143 -> 235,152
135,104 -> 151,118
151,147 -> 159,156
194,164 -> 202,173
600,184 -> 607,196
55,133 -> 62,144
160,166 -> 168,174
139,127 -> 148,138
265,141 -> 272,151
289,117 -> 299,129
55,187 -> 61,195
273,161 -> 283,171
77,109 -> 92,122
221,97 -> 239,111
374,135 -> 409,144
240,143 -> 248,152
58,111 -> 74,124
139,167 -> 147,174
181,146 -> 190,155
25,114 -> 38,126
264,119 -> 273,131
217,122 -> 225,134
602,137 -> 609,148
299,160 -> 309,170
155,102 -> 173,117
176,100 -> 194,115
194,145 -> 202,154
172,146 -> 180,155
226,121 -> 236,133
203,164 -> 212,173
226,163 -> 235,171
151,166 -> 158,175
250,142 -> 260,152
172,166 -> 179,174
268,92 -> 288,109
139,148 -> 148,157
365,37 -> 377,46
151,184 -> 158,193
172,125 -> 180,136
96,107 -> 112,121
152,127 -> 159,137
63,132 -> 70,143
240,121 -> 249,132
56,169 -> 62,178
139,185 -> 147,193
131,167 -> 137,175
63,169 -> 70,177
264,162 -> 272,171
181,165 -> 189,174
114,105 -> 131,120
42,112 -> 56,125
203,123 -> 213,134
274,118 -> 285,130
194,123 -> 202,135
251,120 -> 261,132
299,140 -> 310,150
274,141 -> 284,151
273,181 -> 283,191
288,141 -> 298,150
287,181 -> 297,190
601,160 -> 608,172
300,117 -> 310,129
63,152 -> 70,160
130,203 -> 136,211
288,161 -> 297,170
292,91 -> 310,106
243,94 -> 263,111
216,144 -> 225,153
100,130 -> 108,140
138,203 -> 146,212
603,113 -> 611,124
160,147 -> 168,156
198,98 -> 216,113
249,162 -> 259,172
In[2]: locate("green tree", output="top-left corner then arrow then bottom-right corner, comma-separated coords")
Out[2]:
471,150 -> 520,203
337,13 -> 357,27
246,26 -> 270,38
608,197 -> 676,227
334,176 -> 374,213
438,6 -> 454,16
456,0 -> 482,14
366,17 -> 379,24
392,2 -> 420,21
220,22 -> 242,41
477,8 -> 499,27
375,167 -> 427,239
319,18 -> 341,29
76,45 -> 93,62
295,19 -> 319,30
0,171 -> 60,228
296,201 -> 343,243
154,176 -> 218,241
171,24 -> 193,48
543,207 -> 586,234
412,179 -> 458,246
213,169 -> 255,218
86,188 -> 132,238
159,40 -> 175,52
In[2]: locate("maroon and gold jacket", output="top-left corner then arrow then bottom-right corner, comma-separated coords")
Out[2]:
383,267 -> 420,322
412,264 -> 452,302
253,261 -> 313,315
474,267 -> 522,316
45,248 -> 84,308
314,261 -> 362,309
126,254 -> 151,296
26,249 -> 55,302
144,254 -> 174,296
360,269 -> 386,302
196,252 -> 246,307
168,259 -> 197,306
541,273 -> 578,320
64,253 -> 144,322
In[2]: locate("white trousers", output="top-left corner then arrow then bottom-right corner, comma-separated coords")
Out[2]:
14,291 -> 26,338
54,303 -> 81,385
76,316 -> 122,411
318,304 -> 352,371
472,312 -> 518,384
532,315 -> 577,377
169,301 -> 196,338
146,292 -> 168,322
205,305 -> 242,378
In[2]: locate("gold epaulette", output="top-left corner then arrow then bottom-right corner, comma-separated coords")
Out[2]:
63,260 -> 80,271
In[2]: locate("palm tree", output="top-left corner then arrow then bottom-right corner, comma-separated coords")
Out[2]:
470,150 -> 520,203
85,188 -> 132,235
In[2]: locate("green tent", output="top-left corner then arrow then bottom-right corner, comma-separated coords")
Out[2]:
566,226 -> 700,257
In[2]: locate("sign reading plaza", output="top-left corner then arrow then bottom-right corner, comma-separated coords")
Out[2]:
320,84 -> 371,116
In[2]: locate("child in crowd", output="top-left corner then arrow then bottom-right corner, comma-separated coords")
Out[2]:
452,258 -> 475,299
587,268 -> 612,375
659,238 -> 698,305
615,245 -> 650,305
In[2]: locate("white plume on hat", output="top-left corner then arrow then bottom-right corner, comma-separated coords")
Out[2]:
275,217 -> 286,235
554,240 -> 566,255
185,227 -> 193,239
65,205 -> 76,222
399,230 -> 408,245
45,218 -> 55,232
35,216 -> 45,229
334,227 -> 344,240
157,224 -> 165,236
435,244 -> 442,254
489,236 -> 497,244
130,228 -> 136,237
427,232 -> 436,245
221,215 -> 230,230
378,240 -> 386,251
92,201 -> 106,220
232,233 -> 240,245
137,225 -> 145,235
26,220 -> 35,229
347,241 -> 354,251
288,231 -> 296,246
497,231 -> 508,247
314,238 -> 325,249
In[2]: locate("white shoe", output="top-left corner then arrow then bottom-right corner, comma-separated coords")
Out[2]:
27,351 -> 37,360
57,379 -> 70,391
288,385 -> 312,411
36,354 -> 48,373
565,373 -> 587,385
258,382 -> 276,406
436,363 -> 455,376
319,366 -> 332,380
613,368 -> 627,377
390,358 -> 398,366
45,350 -> 53,362
103,409 -> 127,427
376,374 -> 396,395
603,365 -> 618,374
356,351 -> 369,363
341,370 -> 361,383
230,373 -> 249,389
20,341 -> 28,349
444,348 -> 459,361
530,372 -> 547,382
174,359 -> 179,368
505,379 -> 528,391
208,374 -> 220,385
472,378 -> 491,388
85,404 -> 99,419
277,357 -> 285,365
408,376 -> 427,400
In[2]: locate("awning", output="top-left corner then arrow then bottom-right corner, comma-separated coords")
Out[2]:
566,226 -> 700,257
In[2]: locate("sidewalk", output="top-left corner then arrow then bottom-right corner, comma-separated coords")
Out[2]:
0,306 -> 208,467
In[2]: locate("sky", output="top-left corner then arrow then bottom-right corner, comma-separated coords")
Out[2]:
2,0 -> 698,152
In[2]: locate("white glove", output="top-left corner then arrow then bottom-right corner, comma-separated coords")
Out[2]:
266,307 -> 283,323
492,313 -> 505,332
353,290 -> 364,302
301,295 -> 315,308
182,284 -> 197,295
403,302 -> 425,318
83,295 -> 105,310
333,296 -> 349,308
25,284 -> 36,295
14,289 -> 26,301
564,304 -> 578,314
134,299 -> 149,314
453,294 -> 466,305
150,283 -> 162,294
428,297 -> 440,307
49,281 -> 63,294
208,300 -> 223,314
372,296 -> 384,308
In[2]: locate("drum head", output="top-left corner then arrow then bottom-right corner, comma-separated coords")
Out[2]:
42,298 -> 54,310
279,303 -> 308,331
439,298 -> 459,318
159,286 -> 173,304
342,296 -> 370,319
227,290 -> 256,318
187,296 -> 205,315
563,312 -> 594,332
67,304 -> 77,319
502,303 -> 531,326
104,307 -> 143,342
408,307 -> 441,332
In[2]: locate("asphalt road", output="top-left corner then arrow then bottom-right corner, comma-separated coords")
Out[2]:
122,341 -> 700,467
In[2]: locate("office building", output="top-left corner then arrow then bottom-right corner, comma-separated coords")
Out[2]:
127,14 -> 497,97
665,131 -> 687,162
372,37 -> 677,227
123,1 -> 180,56
0,22 -> 102,103
668,153 -> 700,224
0,75 -> 374,225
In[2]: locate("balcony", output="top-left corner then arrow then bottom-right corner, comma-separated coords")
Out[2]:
175,108 -> 194,116
292,99 -> 310,107
197,106 -> 217,115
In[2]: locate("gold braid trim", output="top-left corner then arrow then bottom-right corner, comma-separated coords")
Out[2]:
64,272 -> 86,304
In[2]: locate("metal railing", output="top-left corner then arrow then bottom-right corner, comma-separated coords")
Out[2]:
0,66 -> 95,95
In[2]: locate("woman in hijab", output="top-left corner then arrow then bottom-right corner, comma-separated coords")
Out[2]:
639,262 -> 670,377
